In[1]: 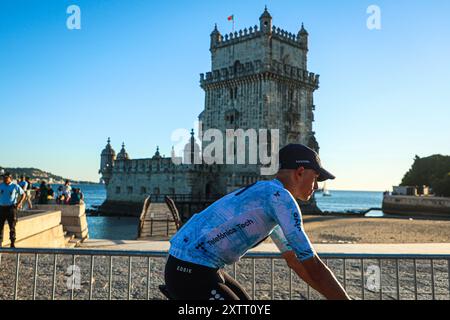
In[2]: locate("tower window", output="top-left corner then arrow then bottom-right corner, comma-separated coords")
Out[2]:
140,187 -> 147,195
127,186 -> 133,194
115,187 -> 121,194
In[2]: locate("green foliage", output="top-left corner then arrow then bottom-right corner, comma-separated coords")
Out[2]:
400,154 -> 450,197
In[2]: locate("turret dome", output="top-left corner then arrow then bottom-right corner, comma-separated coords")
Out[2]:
117,142 -> 130,160
101,137 -> 116,157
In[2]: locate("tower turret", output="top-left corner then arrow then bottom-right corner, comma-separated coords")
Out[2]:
259,6 -> 272,35
210,24 -> 222,50
117,142 -> 130,160
297,23 -> 309,50
152,146 -> 162,159
99,137 -> 116,184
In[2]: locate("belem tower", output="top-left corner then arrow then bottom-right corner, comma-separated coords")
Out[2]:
98,8 -> 321,218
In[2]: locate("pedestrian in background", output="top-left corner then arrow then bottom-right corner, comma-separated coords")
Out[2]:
38,181 -> 49,204
0,172 -> 25,248
62,180 -> 72,204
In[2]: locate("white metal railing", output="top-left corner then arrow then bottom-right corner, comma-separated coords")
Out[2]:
0,248 -> 449,300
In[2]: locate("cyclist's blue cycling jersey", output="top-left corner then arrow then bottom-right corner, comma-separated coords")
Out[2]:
169,179 -> 315,268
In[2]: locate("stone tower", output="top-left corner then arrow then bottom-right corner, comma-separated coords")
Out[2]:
99,137 -> 116,184
199,8 -> 320,191
98,8 -> 323,216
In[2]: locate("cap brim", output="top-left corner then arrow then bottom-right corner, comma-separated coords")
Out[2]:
317,167 -> 335,182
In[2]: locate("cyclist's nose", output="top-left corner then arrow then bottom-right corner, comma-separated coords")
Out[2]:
314,180 -> 319,190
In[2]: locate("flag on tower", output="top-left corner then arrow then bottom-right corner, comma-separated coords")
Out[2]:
228,14 -> 235,32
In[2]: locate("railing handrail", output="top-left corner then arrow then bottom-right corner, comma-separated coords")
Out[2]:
1,247 -> 450,260
149,194 -> 219,202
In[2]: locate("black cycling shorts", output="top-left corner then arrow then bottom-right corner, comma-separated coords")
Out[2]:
164,255 -> 251,300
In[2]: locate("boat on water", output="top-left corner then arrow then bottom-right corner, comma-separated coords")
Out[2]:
321,182 -> 331,197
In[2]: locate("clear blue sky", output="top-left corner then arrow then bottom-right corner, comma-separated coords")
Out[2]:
1,0 -> 449,191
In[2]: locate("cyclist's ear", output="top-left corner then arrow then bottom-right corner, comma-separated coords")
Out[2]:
295,166 -> 305,179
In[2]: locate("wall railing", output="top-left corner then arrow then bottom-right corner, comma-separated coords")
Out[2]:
0,248 -> 449,300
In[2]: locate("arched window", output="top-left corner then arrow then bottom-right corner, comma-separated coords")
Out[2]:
233,60 -> 241,73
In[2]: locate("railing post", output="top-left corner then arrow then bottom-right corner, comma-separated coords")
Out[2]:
109,256 -> 113,300
33,253 -> 39,300
89,256 -> 94,300
128,257 -> 132,300
71,255 -> 76,300
147,257 -> 151,300
52,254 -> 57,300
289,268 -> 292,300
361,259 -> 365,300
14,253 -> 20,300
413,259 -> 418,300
379,259 -> 382,300
252,259 -> 256,300
343,258 -> 347,290
430,259 -> 435,300
166,217 -> 169,236
271,258 -> 275,300
396,259 -> 400,300
447,259 -> 450,300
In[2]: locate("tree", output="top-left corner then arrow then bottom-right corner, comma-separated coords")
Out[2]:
400,154 -> 450,197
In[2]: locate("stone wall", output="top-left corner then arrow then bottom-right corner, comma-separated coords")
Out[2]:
1,210 -> 66,248
383,195 -> 450,217
34,204 -> 89,240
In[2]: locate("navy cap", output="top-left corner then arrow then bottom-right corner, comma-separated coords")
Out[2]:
279,144 -> 335,182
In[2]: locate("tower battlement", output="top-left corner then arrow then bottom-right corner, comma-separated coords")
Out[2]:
200,59 -> 319,89
212,25 -> 307,51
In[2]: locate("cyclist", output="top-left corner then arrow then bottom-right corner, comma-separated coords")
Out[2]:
164,144 -> 350,300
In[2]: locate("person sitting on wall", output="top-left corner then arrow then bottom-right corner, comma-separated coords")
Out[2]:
62,180 -> 72,204
24,177 -> 33,209
69,188 -> 84,205
37,181 -> 49,205
17,176 -> 29,210
47,184 -> 54,200
56,186 -> 65,204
